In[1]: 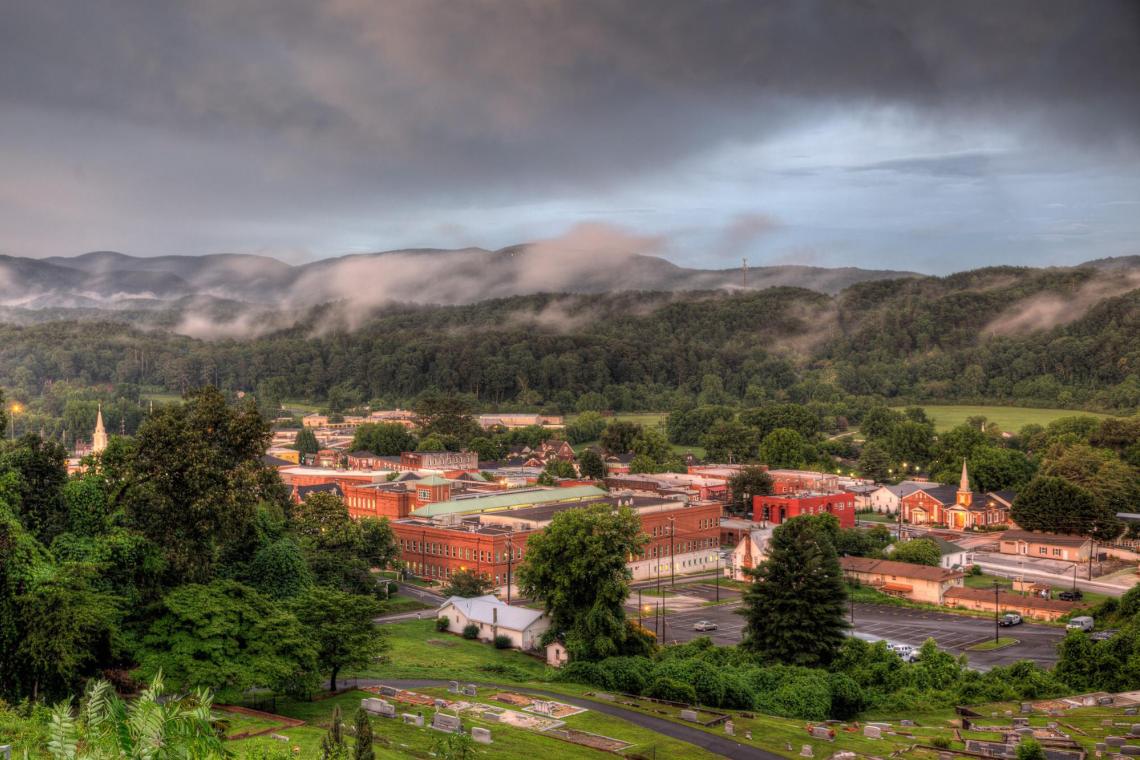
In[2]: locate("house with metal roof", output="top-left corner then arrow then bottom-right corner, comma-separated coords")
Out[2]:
437,595 -> 549,650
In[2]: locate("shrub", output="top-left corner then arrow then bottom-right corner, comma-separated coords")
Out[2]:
1017,738 -> 1047,760
827,672 -> 867,719
436,616 -> 450,632
645,676 -> 697,705
462,623 -> 479,640
595,656 -> 653,695
494,635 -> 512,649
558,661 -> 606,687
932,736 -> 951,749
969,564 -> 983,576
751,666 -> 832,721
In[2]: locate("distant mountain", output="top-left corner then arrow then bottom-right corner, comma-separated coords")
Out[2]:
1,246 -> 919,310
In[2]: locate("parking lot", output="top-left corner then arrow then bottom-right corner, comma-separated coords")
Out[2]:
646,600 -> 1067,670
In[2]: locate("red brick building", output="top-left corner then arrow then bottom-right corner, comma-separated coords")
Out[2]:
391,493 -> 723,590
766,469 -> 840,495
753,491 -> 856,528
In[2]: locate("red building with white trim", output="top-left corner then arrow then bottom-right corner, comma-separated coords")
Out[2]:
753,491 -> 856,528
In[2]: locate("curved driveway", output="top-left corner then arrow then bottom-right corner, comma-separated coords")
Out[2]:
336,677 -> 781,760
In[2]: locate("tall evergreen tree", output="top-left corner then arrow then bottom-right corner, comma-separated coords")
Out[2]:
321,704 -> 347,760
294,427 -> 320,455
739,514 -> 848,666
353,708 -> 375,760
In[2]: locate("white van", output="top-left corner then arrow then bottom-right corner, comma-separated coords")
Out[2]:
1066,616 -> 1094,632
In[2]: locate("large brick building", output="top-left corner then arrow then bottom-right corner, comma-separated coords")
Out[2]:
753,491 -> 856,528
391,491 -> 723,592
899,462 -> 1012,529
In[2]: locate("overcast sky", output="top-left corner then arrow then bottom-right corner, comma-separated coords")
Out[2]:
2,0 -> 1139,272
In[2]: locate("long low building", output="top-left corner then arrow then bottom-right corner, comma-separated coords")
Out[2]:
839,556 -> 965,604
998,530 -> 1094,563
392,492 -> 723,593
943,586 -> 1080,622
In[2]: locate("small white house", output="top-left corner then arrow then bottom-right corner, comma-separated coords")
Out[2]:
546,641 -> 569,668
867,481 -> 936,513
725,527 -> 773,582
437,595 -> 550,651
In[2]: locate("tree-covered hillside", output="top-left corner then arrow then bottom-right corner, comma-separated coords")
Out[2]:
0,266 -> 1137,414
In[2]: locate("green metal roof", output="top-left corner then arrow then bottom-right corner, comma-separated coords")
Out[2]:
415,475 -> 454,486
411,485 -> 606,518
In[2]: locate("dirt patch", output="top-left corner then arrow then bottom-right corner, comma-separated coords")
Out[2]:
546,728 -> 631,751
426,638 -> 458,648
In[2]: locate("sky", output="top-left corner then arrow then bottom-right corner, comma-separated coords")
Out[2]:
2,0 -> 1139,273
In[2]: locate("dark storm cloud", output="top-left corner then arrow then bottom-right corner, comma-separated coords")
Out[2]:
0,0 -> 1138,259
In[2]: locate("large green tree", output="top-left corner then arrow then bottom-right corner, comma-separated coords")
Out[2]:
701,420 -> 757,463
138,580 -> 318,700
440,568 -> 495,598
292,586 -> 387,692
739,514 -> 848,666
517,503 -> 649,660
727,466 -> 773,515
890,538 -> 942,567
1011,476 -> 1122,541
600,421 -> 643,455
293,427 -> 320,455
578,448 -> 607,480
350,423 -> 416,456
969,446 -> 1037,492
758,428 -> 807,468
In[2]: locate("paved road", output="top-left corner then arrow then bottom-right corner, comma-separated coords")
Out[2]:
335,678 -> 779,760
395,581 -> 445,606
650,601 -> 1066,669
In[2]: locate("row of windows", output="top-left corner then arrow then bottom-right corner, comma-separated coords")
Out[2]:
407,561 -> 509,586
398,538 -> 523,564
642,537 -> 718,559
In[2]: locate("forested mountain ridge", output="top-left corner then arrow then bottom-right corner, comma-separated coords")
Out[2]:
0,259 -> 1138,415
0,246 -> 917,310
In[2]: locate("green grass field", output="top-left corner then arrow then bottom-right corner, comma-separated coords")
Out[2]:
894,404 -> 1114,433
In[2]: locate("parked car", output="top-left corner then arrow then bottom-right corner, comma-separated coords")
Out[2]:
1059,589 -> 1084,601
999,613 -> 1023,627
693,620 -> 719,632
1066,616 -> 1095,632
890,643 -> 918,662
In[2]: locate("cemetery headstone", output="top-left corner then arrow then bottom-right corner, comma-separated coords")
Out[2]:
1108,737 -> 1127,747
811,726 -> 834,741
864,726 -> 882,739
448,681 -> 459,694
472,728 -> 492,745
402,714 -> 424,727
431,713 -> 462,734
462,684 -> 477,697
799,745 -> 813,757
379,686 -> 398,697
1122,748 -> 1140,757
1130,725 -> 1140,736
1021,703 -> 1033,714
1127,709 -> 1138,716
725,721 -> 734,736
680,709 -> 699,722
271,735 -> 289,742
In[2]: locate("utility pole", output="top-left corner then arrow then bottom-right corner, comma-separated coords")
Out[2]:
506,536 -> 513,605
669,516 -> 676,588
638,588 -> 643,626
1089,539 -> 1095,583
993,581 -> 1001,644
715,554 -> 720,602
421,530 -> 426,581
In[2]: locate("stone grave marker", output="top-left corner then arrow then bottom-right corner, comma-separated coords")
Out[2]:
448,681 -> 459,694
724,721 -> 734,736
1021,703 -> 1033,714
434,699 -> 447,709
800,745 -> 813,757
1123,748 -> 1140,757
1108,737 -> 1127,747
900,719 -> 914,727
462,684 -> 477,697
680,709 -> 699,722
1098,744 -> 1108,753
270,735 -> 289,742
1014,717 -> 1029,727
402,714 -> 423,727
472,728 -> 492,745
1105,720 -> 1116,727
361,698 -> 387,714
1127,708 -> 1138,716
864,726 -> 882,739
379,686 -> 398,697
811,726 -> 834,741
1130,725 -> 1140,736
745,730 -> 752,740
431,713 -> 462,734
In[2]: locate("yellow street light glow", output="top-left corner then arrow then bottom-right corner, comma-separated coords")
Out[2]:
10,403 -> 23,414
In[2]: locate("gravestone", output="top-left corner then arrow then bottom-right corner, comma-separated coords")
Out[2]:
800,745 -> 813,757
1127,709 -> 1138,716
376,703 -> 396,718
434,699 -> 448,709
1098,744 -> 1108,753
1105,721 -> 1115,727
1101,697 -> 1117,706
402,714 -> 423,727
901,719 -> 914,727
379,686 -> 398,697
472,728 -> 492,745
1130,725 -> 1140,736
532,701 -> 555,715
1107,737 -> 1127,747
1014,718 -> 1030,727
271,735 -> 289,742
745,730 -> 752,740
811,726 -> 834,741
1122,748 -> 1140,757
462,684 -> 478,697
680,709 -> 699,722
448,681 -> 460,694
864,726 -> 882,739
1005,710 -> 1014,717
431,713 -> 462,734
725,721 -> 734,736
1021,703 -> 1033,714
361,698 -> 388,714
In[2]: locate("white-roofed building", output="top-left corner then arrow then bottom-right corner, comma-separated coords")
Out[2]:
437,595 -> 550,651
867,481 -> 937,513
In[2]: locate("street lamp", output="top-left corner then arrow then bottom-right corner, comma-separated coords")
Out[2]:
8,402 -> 23,439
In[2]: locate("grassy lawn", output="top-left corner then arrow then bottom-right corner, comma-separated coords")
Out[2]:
857,511 -> 896,523
237,686 -> 723,760
965,571 -> 1109,609
967,636 -> 1020,651
893,404 -> 1114,433
381,596 -> 433,614
352,619 -> 552,684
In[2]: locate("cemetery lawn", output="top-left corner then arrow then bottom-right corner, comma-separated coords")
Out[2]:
349,619 -> 552,683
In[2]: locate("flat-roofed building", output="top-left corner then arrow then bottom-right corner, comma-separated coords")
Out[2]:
999,530 -> 1094,563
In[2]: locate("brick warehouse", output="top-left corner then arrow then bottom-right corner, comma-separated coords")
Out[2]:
390,492 -> 723,592
753,490 -> 856,528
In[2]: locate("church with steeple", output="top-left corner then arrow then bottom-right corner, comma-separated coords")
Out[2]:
899,459 -> 1016,529
91,402 -> 108,454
